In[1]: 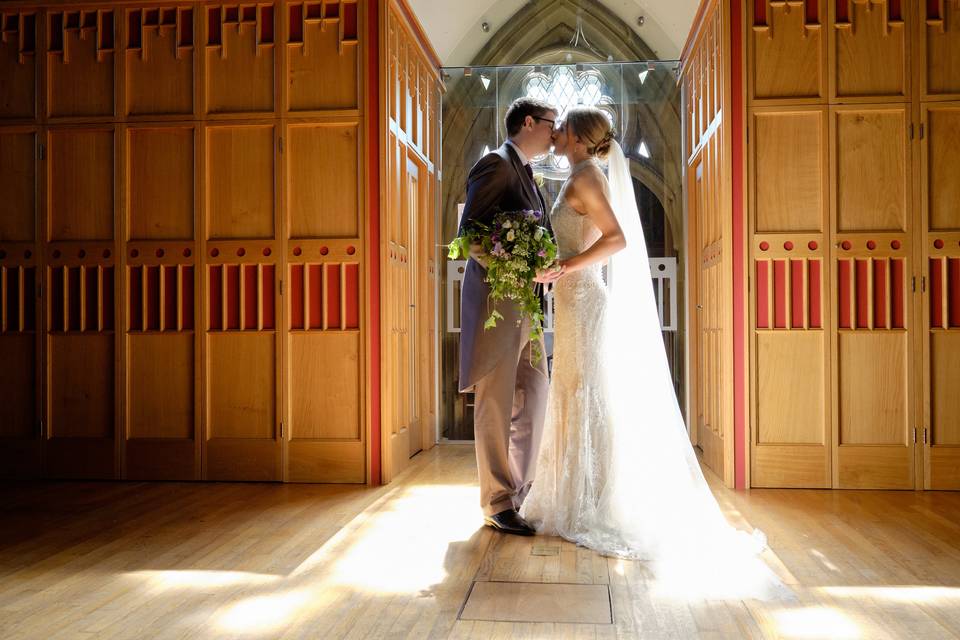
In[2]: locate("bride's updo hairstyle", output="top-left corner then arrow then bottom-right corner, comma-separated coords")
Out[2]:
565,106 -> 615,160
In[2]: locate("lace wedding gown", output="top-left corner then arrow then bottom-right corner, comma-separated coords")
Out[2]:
520,157 -> 788,600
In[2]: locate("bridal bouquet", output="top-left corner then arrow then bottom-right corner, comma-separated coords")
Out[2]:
448,209 -> 558,361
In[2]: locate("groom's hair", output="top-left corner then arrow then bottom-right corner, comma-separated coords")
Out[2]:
505,97 -> 554,137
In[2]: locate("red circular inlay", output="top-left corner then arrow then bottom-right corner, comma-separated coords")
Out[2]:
24,250 -> 31,259
346,245 -> 356,255
759,241 -> 769,251
891,240 -> 901,250
156,248 -> 165,258
841,241 -> 852,250
78,249 -> 86,258
263,247 -> 271,257
131,249 -> 139,258
320,246 -> 329,256
808,241 -> 818,251
783,241 -> 794,251
103,249 -> 111,259
183,248 -> 192,257
293,247 -> 302,256
866,240 -> 876,250
237,248 -> 246,257
0,250 -> 6,260
934,239 -> 945,249
52,250 -> 61,259
210,248 -> 220,257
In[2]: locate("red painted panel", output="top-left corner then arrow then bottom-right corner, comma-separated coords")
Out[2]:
85,266 -> 99,331
243,264 -> 258,330
791,260 -> 804,328
889,0 -> 902,21
180,9 -> 193,47
809,260 -> 822,328
207,7 -> 221,45
225,265 -> 240,330
807,0 -> 819,22
836,0 -> 849,22
930,258 -> 944,328
129,266 -> 142,331
163,265 -> 178,331
51,267 -> 64,332
755,261 -> 769,328
773,259 -> 787,329
181,266 -> 194,331
949,258 -> 960,328
5,269 -> 20,331
23,267 -> 36,332
754,0 -> 766,24
307,264 -> 322,329
128,9 -> 142,48
928,0 -> 942,20
146,265 -> 160,331
855,259 -> 869,328
288,3 -> 303,43
68,266 -> 81,331
890,259 -> 904,329
289,264 -> 304,330
326,263 -> 342,329
343,2 -> 358,40
208,265 -> 222,331
873,260 -> 887,329
838,259 -> 852,328
261,264 -> 275,330
344,263 -> 359,329
259,5 -> 274,44
102,267 -> 114,332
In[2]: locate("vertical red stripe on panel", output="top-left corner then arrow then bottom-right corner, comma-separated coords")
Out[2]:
307,264 -> 322,329
51,267 -> 64,332
85,267 -> 98,331
146,265 -> 160,331
873,260 -> 887,329
791,260 -> 804,328
243,264 -> 258,330
344,264 -> 360,329
163,265 -> 178,330
891,259 -> 904,329
225,265 -> 240,330
838,259 -> 851,328
773,259 -> 787,328
181,266 -> 194,330
755,261 -> 769,328
289,264 -> 304,329
930,258 -> 944,328
261,264 -> 275,330
809,260 -> 822,328
208,265 -> 222,330
807,0 -> 819,22
836,0 -> 849,21
68,266 -> 81,331
889,0 -> 902,21
102,267 -> 114,331
326,263 -> 342,329
23,267 -> 36,332
855,259 -> 869,328
754,0 -> 766,24
129,265 -> 143,331
927,0 -> 942,20
949,258 -> 960,328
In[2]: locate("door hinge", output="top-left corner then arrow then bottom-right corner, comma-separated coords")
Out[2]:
913,427 -> 917,443
279,279 -> 283,295
278,137 -> 284,154
924,428 -> 928,445
38,419 -> 44,438
279,421 -> 284,438
912,276 -> 916,293
37,141 -> 45,160
922,276 -> 927,293
909,123 -> 915,139
920,123 -> 925,139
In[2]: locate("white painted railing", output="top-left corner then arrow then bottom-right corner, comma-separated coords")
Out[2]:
446,257 -> 678,333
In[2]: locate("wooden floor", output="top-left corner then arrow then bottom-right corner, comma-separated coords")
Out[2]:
1,446 -> 960,639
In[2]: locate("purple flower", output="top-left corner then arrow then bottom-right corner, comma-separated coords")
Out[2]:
492,242 -> 504,255
537,249 -> 547,257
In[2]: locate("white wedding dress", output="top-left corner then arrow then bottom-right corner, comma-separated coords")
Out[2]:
520,151 -> 789,600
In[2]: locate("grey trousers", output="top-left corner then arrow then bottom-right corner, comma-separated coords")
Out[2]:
472,328 -> 549,517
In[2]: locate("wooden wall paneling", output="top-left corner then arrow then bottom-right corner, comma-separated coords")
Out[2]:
0,10 -> 39,121
123,5 -> 195,117
202,120 -> 281,481
0,125 -> 41,478
921,102 -> 960,488
285,0 -> 360,113
203,2 -> 276,115
749,0 -> 826,103
749,106 -> 831,487
123,124 -> 199,480
921,0 -> 960,100
829,0 -> 911,102
46,7 -> 116,119
829,104 -> 915,489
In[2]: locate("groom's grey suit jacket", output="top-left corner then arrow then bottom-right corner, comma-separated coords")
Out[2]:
458,143 -> 550,392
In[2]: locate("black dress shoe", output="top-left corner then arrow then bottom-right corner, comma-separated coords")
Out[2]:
484,509 -> 536,536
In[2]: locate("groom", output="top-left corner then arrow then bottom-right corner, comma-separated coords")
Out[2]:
459,97 -> 561,536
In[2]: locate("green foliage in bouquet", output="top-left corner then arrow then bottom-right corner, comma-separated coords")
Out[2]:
448,209 -> 558,362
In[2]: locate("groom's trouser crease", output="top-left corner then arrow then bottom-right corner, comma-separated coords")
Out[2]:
472,325 -> 548,517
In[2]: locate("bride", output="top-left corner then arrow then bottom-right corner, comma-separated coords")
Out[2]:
521,106 -> 787,599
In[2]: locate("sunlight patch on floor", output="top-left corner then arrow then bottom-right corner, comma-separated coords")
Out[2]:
770,606 -> 861,639
820,585 -> 960,603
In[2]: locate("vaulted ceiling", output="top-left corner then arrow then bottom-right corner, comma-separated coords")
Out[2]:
406,0 -> 699,65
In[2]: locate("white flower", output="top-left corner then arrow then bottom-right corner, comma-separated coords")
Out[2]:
533,172 -> 545,188
534,228 -> 544,240
506,230 -> 515,241
502,221 -> 512,229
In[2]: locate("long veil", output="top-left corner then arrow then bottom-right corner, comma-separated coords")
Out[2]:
600,140 -> 788,599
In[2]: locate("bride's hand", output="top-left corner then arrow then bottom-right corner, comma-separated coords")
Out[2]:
534,262 -> 566,283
